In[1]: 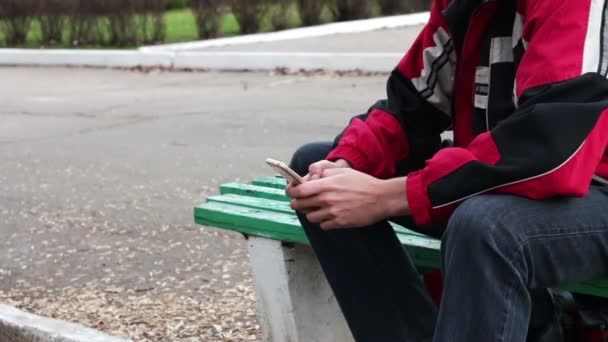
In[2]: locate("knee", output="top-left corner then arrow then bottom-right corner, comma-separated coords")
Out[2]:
441,195 -> 521,266
289,142 -> 333,176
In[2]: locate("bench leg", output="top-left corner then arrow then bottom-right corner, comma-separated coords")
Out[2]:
248,236 -> 354,342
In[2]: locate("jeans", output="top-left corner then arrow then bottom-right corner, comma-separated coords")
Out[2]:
290,141 -> 608,342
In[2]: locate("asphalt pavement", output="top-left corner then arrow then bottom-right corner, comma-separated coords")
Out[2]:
0,66 -> 387,315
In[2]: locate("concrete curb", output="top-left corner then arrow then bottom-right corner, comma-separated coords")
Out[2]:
173,52 -> 402,72
0,49 -> 402,72
140,12 -> 429,52
0,49 -> 173,68
0,304 -> 131,342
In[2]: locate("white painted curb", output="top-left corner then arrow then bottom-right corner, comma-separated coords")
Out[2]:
0,49 -> 173,68
0,49 -> 402,72
141,12 -> 429,52
174,52 -> 402,72
0,304 -> 131,342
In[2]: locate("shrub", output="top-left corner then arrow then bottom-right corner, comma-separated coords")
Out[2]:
190,0 -> 224,39
36,0 -> 68,45
229,0 -> 270,34
137,0 -> 167,44
67,0 -> 101,46
167,0 -> 188,10
97,0 -> 138,47
269,0 -> 292,31
377,0 -> 409,15
0,0 -> 35,45
330,0 -> 373,22
296,0 -> 323,26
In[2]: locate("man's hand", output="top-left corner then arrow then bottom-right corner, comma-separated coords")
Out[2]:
286,168 -> 410,230
305,159 -> 351,181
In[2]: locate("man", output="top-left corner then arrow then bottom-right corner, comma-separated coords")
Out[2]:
285,0 -> 608,341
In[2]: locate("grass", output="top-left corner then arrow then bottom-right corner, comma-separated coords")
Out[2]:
0,6 -> 319,49
156,6 -> 308,42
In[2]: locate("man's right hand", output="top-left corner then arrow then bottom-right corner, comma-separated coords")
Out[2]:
306,159 -> 351,181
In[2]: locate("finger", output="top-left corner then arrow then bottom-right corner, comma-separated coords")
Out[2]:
285,183 -> 295,198
306,208 -> 333,224
300,208 -> 315,214
321,167 -> 352,178
288,178 -> 332,198
291,195 -> 324,211
310,173 -> 321,181
309,160 -> 336,175
320,219 -> 340,230
303,173 -> 312,182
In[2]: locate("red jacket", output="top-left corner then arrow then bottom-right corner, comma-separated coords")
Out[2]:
327,0 -> 608,226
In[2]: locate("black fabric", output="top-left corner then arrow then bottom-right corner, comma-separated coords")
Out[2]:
472,0 -> 516,134
599,0 -> 608,76
487,62 -> 516,128
428,74 -> 608,208
332,69 -> 451,173
443,0 -> 491,56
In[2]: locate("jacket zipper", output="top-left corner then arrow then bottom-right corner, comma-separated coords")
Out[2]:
452,0 -> 497,147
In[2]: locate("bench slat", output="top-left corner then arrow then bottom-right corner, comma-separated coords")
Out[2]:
563,281 -> 608,299
209,194 -> 432,240
207,194 -> 295,215
195,201 -> 441,268
251,176 -> 289,189
196,201 -> 314,245
220,183 -> 290,202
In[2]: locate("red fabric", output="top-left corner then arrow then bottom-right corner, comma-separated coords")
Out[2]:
327,109 -> 409,179
408,110 -> 608,226
397,0 -> 451,78
516,0 -> 592,96
498,110 -> 608,198
328,0 -> 608,228
328,0 -> 455,179
582,330 -> 608,341
595,151 -> 608,180
452,1 -> 499,148
423,270 -> 444,307
407,132 -> 501,226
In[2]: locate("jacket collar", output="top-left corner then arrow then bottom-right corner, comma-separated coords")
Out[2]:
443,0 -> 497,54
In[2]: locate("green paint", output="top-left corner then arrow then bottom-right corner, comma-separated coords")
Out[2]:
251,176 -> 289,189
195,201 -> 310,245
195,200 -> 441,268
207,194 -> 295,215
563,281 -> 608,298
220,183 -> 290,202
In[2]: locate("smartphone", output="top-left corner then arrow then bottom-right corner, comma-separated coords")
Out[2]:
265,158 -> 305,184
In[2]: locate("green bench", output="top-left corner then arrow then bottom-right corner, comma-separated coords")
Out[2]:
195,176 -> 608,341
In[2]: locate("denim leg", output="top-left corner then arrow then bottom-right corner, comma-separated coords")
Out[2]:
289,141 -> 335,176
436,189 -> 608,342
290,142 -> 438,342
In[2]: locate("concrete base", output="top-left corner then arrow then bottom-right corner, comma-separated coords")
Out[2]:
248,237 -> 354,342
0,304 -> 130,342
